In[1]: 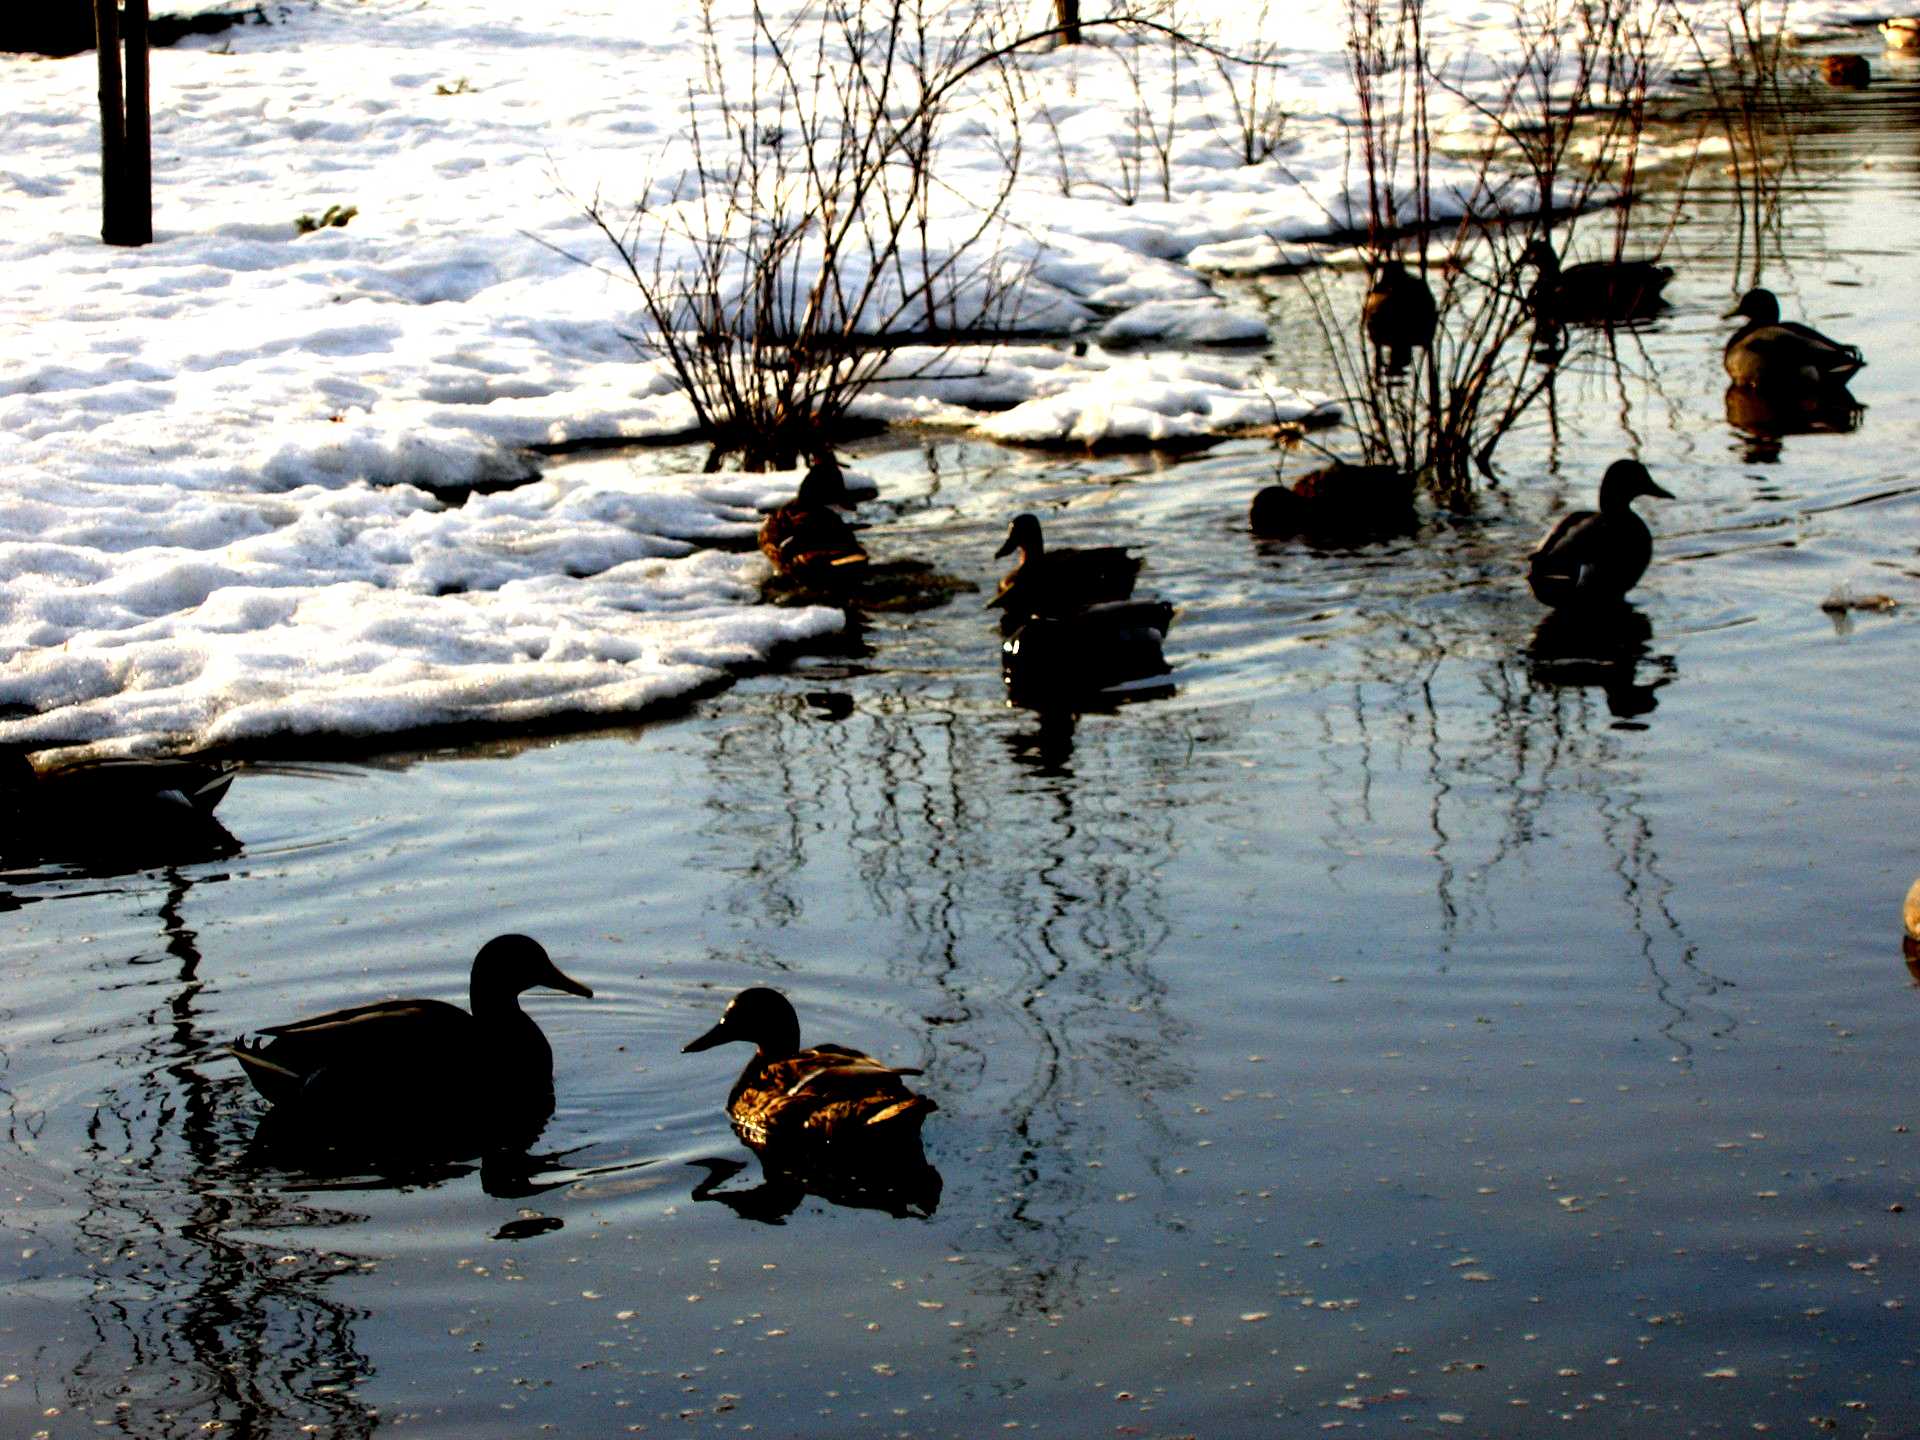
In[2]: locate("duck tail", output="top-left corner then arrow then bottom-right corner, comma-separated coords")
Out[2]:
225,1041 -> 302,1104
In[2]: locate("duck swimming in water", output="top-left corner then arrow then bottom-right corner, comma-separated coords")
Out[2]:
682,987 -> 936,1150
988,513 -> 1140,625
1526,459 -> 1673,609
1519,239 -> 1672,324
227,934 -> 593,1144
1722,288 -> 1864,392
758,455 -> 868,576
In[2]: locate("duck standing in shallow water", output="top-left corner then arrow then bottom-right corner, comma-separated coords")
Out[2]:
228,934 -> 593,1152
1527,459 -> 1673,609
682,987 -> 936,1150
989,513 -> 1140,626
1361,259 -> 1437,375
758,454 -> 868,577
1519,239 -> 1672,324
1722,288 -> 1864,391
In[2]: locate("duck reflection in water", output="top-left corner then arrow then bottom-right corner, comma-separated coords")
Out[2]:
1,745 -> 242,871
229,934 -> 593,1177
1001,600 -> 1176,712
1527,604 -> 1676,721
682,987 -> 941,1220
1724,383 -> 1864,462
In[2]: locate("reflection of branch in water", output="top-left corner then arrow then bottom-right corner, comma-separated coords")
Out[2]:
696,685 -> 1198,1327
58,867 -> 381,1440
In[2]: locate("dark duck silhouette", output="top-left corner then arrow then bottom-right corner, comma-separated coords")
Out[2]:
1,746 -> 239,862
1519,238 -> 1672,324
1002,598 -> 1174,707
1526,459 -> 1673,609
228,934 -> 593,1154
682,987 -> 936,1151
1249,460 -> 1415,539
758,455 -> 867,576
1722,288 -> 1864,391
1362,260 -> 1436,374
988,513 -> 1140,625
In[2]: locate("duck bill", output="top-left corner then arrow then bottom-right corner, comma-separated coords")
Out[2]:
993,534 -> 1017,560
544,962 -> 594,999
1645,479 -> 1675,499
682,1019 -> 732,1054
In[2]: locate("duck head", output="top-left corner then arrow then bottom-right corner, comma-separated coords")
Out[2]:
1597,458 -> 1674,506
470,933 -> 594,1010
683,986 -> 802,1059
1518,238 -> 1559,272
995,513 -> 1044,561
1722,288 -> 1781,325
796,455 -> 852,509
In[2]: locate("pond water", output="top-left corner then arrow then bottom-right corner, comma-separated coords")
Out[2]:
4,60 -> 1920,1440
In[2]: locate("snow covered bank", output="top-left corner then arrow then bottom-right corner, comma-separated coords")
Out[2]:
0,0 -> 1889,755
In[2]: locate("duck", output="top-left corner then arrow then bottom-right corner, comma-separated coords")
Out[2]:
227,934 -> 593,1127
1722,288 -> 1864,391
1002,598 -> 1174,706
1362,260 -> 1437,374
1249,460 -> 1415,538
1881,17 -> 1919,49
1821,53 -> 1870,87
1526,459 -> 1673,609
1519,239 -> 1672,324
2,746 -> 236,818
758,455 -> 867,576
988,513 -> 1141,623
682,987 -> 936,1150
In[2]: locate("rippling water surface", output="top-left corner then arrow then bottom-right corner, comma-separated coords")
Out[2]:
4,67 -> 1920,1440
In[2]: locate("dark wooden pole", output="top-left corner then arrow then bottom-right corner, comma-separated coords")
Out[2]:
1053,0 -> 1082,45
123,0 -> 152,244
95,0 -> 152,246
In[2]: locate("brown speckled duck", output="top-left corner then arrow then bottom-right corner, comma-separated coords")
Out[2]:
1722,288 -> 1864,391
227,934 -> 593,1118
988,513 -> 1140,623
1527,459 -> 1672,609
682,987 -> 936,1150
758,455 -> 868,576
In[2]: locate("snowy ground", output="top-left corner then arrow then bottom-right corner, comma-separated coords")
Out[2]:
0,0 -> 1889,757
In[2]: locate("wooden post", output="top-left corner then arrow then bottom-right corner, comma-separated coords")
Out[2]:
1054,0 -> 1082,45
95,0 -> 153,246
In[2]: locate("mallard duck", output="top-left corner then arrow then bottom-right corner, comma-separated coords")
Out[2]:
1722,288 -> 1864,390
758,456 -> 867,576
1527,459 -> 1673,609
1882,17 -> 1919,49
1519,239 -> 1672,323
1249,461 -> 1415,538
1822,53 -> 1870,87
989,513 -> 1140,623
682,987 -> 936,1150
1002,598 -> 1174,706
1362,260 -> 1437,374
228,934 -> 592,1121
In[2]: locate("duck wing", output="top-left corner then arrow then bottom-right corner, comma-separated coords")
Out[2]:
760,505 -> 867,575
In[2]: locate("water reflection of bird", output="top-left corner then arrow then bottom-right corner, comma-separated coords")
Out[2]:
1724,383 -> 1863,457
1722,288 -> 1864,391
682,987 -> 936,1149
1519,238 -> 1672,324
758,454 -> 868,576
1527,604 -> 1671,719
1362,259 -> 1436,374
2,747 -> 239,863
1001,599 -> 1174,708
988,513 -> 1140,625
1249,460 -> 1414,538
1527,459 -> 1672,609
227,934 -> 592,1156
688,1149 -> 942,1223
